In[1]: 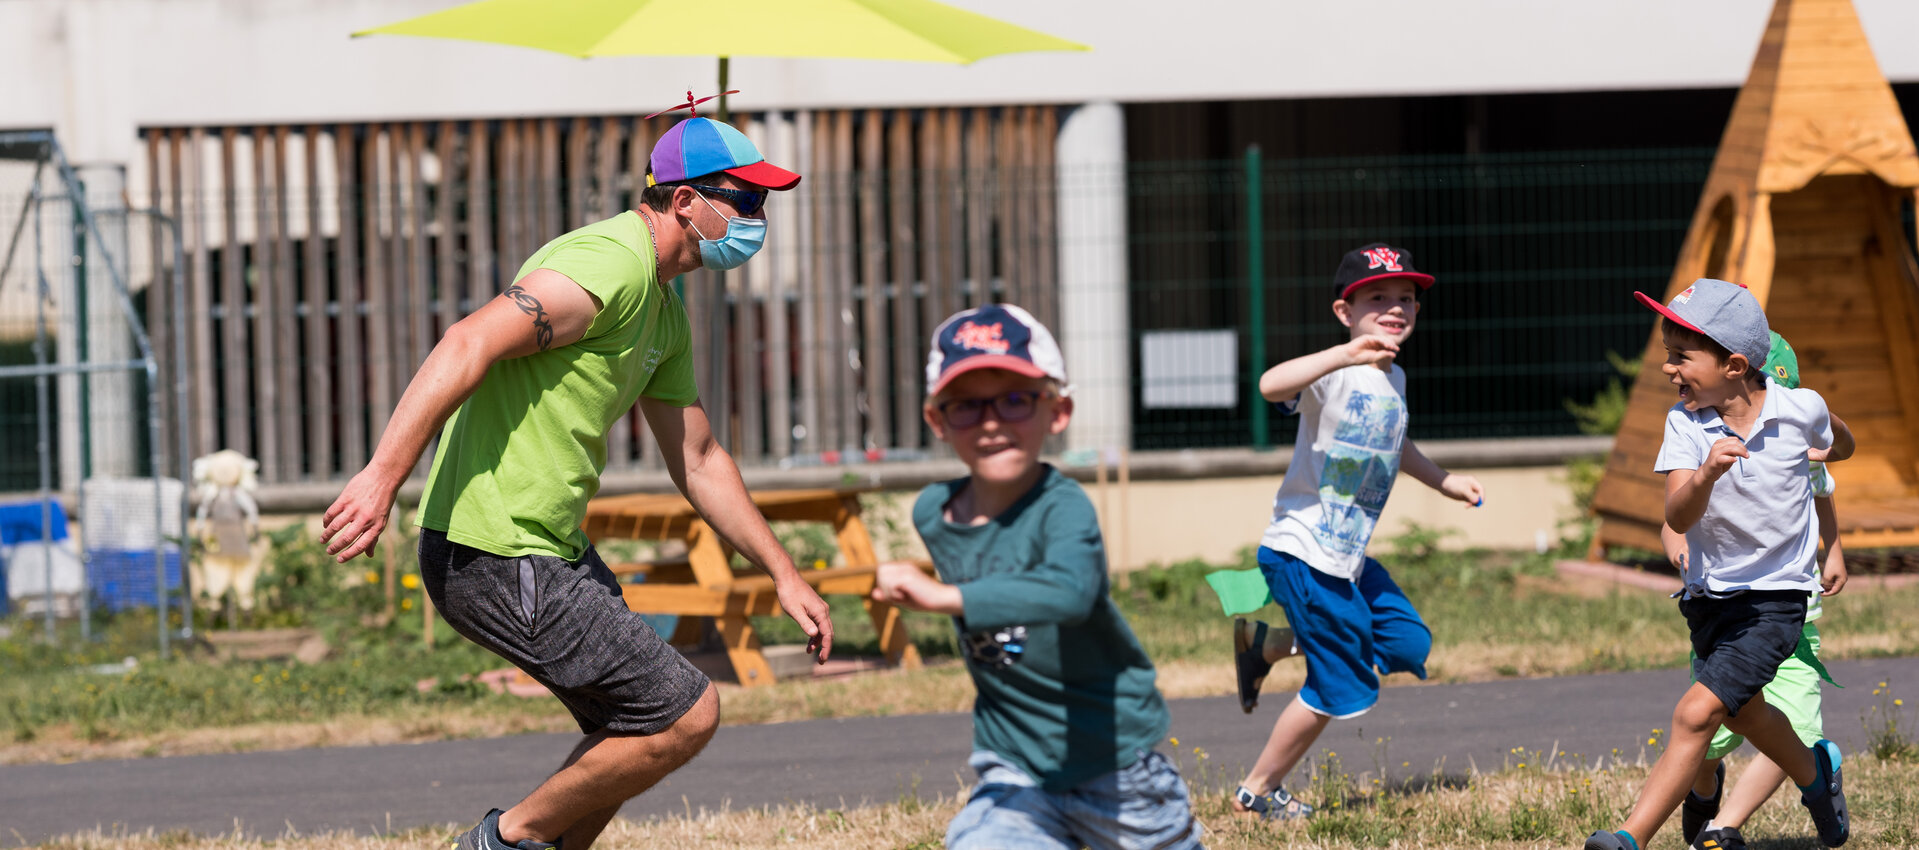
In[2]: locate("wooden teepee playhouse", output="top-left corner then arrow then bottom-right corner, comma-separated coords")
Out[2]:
1592,0 -> 1919,556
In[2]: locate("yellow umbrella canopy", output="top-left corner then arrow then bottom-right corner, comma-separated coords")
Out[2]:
356,0 -> 1088,64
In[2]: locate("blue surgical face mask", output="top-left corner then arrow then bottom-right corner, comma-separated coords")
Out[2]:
691,192 -> 766,271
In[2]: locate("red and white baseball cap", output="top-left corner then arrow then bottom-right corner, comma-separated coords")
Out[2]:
925,303 -> 1067,396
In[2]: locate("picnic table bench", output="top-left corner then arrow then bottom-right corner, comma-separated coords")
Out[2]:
581,488 -> 926,687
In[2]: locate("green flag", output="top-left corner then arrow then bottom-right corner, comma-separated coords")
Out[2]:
1204,568 -> 1273,617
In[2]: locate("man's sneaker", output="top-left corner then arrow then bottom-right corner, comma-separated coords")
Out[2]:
1692,825 -> 1748,850
1234,784 -> 1312,821
1234,618 -> 1275,713
451,809 -> 559,850
1583,830 -> 1639,850
1799,739 -> 1849,847
1681,761 -> 1725,845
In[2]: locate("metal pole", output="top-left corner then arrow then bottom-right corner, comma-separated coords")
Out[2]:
164,212 -> 194,642
31,184 -> 56,642
1246,145 -> 1268,449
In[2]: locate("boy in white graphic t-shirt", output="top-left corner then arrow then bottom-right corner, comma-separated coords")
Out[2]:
1226,243 -> 1485,822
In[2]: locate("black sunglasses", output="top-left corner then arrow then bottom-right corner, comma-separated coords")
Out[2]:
693,184 -> 769,216
937,390 -> 1051,429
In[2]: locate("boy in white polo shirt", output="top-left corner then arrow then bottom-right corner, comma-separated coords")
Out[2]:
1672,331 -> 1853,850
1584,279 -> 1855,850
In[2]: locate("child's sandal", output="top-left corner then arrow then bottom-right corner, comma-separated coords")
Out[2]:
1234,785 -> 1313,821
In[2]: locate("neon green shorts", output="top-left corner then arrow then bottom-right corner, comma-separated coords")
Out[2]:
1705,623 -> 1824,760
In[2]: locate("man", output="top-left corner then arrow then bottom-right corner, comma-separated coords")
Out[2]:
319,115 -> 833,850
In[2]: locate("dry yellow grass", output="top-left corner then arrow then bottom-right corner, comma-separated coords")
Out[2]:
27,754 -> 1919,849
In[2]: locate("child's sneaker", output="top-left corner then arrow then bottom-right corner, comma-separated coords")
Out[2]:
1234,618 -> 1290,713
1583,830 -> 1638,850
1691,825 -> 1747,850
1799,739 -> 1848,847
451,809 -> 559,850
1681,761 -> 1725,845
1234,784 -> 1312,821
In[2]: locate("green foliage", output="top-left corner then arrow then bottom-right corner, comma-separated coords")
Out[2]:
1864,679 -> 1917,762
1564,350 -> 1640,437
1558,351 -> 1640,552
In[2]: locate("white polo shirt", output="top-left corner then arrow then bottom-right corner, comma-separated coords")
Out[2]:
1654,385 -> 1832,596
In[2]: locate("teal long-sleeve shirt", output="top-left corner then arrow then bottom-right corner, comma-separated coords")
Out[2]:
914,465 -> 1171,791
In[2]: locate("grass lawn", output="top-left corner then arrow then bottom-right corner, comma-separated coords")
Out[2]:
6,525 -> 1919,764
24,752 -> 1919,848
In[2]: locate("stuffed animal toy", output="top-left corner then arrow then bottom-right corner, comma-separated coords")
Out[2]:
190,449 -> 267,620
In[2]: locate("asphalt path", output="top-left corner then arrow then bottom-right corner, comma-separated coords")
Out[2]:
3,656 -> 1915,845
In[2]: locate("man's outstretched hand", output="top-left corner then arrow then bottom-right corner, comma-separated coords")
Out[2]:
320,469 -> 397,562
775,573 -> 835,663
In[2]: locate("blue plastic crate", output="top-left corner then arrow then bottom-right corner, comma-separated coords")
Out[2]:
87,548 -> 183,612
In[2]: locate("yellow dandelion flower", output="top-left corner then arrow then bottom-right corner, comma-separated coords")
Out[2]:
1898,699 -> 1906,707
1169,737 -> 1179,747
402,597 -> 415,610
1647,738 -> 1657,746
252,674 -> 264,684
1881,681 -> 1890,688
401,573 -> 420,590
364,570 -> 380,584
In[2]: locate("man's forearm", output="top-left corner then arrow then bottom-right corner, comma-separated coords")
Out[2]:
680,444 -> 799,579
364,333 -> 493,487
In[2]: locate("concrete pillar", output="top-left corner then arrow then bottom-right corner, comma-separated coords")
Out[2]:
1055,102 -> 1130,454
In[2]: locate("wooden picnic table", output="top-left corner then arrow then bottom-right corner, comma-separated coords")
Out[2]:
581,487 -> 924,687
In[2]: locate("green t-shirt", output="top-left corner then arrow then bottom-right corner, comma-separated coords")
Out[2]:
915,466 -> 1171,791
420,211 -> 695,560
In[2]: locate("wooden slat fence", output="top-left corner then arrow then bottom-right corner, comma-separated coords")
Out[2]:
140,107 -> 1062,486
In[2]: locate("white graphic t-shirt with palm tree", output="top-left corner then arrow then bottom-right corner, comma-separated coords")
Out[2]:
1260,364 -> 1409,581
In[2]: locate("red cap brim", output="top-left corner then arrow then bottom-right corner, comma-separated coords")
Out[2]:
929,355 -> 1049,396
726,160 -> 801,191
1634,291 -> 1705,333
1339,271 -> 1436,301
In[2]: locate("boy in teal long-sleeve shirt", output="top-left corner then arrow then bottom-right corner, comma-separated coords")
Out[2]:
873,303 -> 1202,850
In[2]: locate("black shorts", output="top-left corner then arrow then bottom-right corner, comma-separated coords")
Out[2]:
418,528 -> 710,735
1680,589 -> 1809,717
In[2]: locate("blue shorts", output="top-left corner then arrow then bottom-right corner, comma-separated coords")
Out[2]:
946,749 -> 1203,850
1258,546 -> 1431,718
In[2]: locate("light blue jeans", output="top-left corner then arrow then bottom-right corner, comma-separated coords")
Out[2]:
945,749 -> 1204,850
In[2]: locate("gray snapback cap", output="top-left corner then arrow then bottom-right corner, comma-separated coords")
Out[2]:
1634,278 -> 1770,368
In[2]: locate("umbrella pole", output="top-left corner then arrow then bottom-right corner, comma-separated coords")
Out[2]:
717,56 -> 730,123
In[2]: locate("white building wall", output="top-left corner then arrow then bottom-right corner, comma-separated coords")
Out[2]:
6,0 -> 1919,168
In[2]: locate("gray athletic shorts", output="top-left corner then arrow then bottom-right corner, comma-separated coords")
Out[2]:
418,528 -> 710,735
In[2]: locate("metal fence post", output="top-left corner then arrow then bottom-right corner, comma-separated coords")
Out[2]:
1245,145 -> 1267,449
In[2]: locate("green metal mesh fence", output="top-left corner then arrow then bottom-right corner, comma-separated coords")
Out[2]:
1126,147 -> 1715,449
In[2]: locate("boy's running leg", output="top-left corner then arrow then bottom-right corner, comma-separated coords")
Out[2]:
1722,694 -> 1815,786
1615,683 -> 1728,845
1063,750 -> 1204,850
946,751 -> 1079,850
1235,695 -> 1331,809
1717,755 -> 1784,828
1682,759 -> 1725,845
1233,618 -> 1298,713
1719,628 -> 1826,832
498,684 -> 721,848
1730,697 -> 1846,847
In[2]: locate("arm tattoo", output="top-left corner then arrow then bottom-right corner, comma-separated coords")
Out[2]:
501,284 -> 555,351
